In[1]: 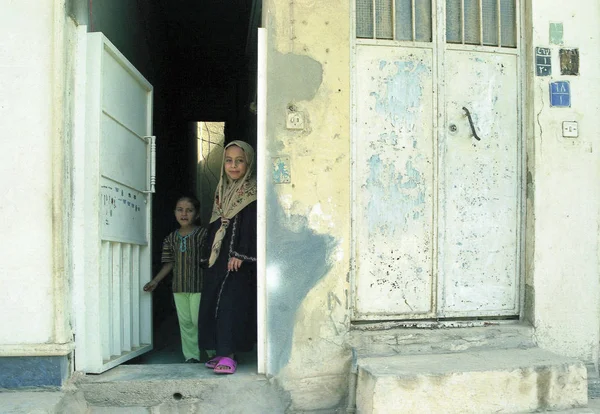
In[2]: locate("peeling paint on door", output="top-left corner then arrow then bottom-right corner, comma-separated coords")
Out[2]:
439,51 -> 520,316
353,44 -> 521,320
354,45 -> 435,319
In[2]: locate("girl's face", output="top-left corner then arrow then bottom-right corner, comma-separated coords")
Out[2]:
174,199 -> 197,228
224,145 -> 248,181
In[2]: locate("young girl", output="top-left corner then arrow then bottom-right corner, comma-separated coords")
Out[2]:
143,195 -> 208,363
198,140 -> 257,374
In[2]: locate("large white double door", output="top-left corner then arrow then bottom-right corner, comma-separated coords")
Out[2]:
353,0 -> 521,320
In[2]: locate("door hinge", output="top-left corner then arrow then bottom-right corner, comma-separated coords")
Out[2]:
143,135 -> 156,193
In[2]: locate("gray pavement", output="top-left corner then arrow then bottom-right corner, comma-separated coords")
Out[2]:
1,390 -> 600,414
0,391 -> 64,414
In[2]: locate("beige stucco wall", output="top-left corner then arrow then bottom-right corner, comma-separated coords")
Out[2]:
527,0 -> 600,362
263,0 -> 352,410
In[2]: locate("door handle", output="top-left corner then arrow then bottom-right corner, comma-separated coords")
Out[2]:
462,107 -> 481,141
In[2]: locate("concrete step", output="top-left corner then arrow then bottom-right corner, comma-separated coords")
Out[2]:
355,348 -> 587,414
72,363 -> 290,413
533,397 -> 600,413
349,323 -> 536,358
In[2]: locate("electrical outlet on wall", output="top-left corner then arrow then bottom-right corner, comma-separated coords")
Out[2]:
286,111 -> 305,130
562,121 -> 578,138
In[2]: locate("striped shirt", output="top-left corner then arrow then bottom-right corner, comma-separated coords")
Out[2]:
161,226 -> 208,293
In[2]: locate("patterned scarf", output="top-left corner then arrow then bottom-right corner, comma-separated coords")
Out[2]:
208,140 -> 257,267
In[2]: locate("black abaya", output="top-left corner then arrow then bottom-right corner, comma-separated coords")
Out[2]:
198,201 -> 257,356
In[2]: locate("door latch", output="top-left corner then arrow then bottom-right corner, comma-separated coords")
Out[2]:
143,135 -> 156,193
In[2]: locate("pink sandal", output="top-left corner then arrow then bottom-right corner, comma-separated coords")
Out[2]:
204,356 -> 222,369
213,356 -> 237,374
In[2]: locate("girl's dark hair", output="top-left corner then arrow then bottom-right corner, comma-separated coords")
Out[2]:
175,195 -> 201,225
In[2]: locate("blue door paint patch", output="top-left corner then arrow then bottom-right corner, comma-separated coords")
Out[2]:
550,81 -> 571,107
272,157 -> 291,184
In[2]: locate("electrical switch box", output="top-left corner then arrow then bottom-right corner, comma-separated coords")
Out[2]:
562,121 -> 578,138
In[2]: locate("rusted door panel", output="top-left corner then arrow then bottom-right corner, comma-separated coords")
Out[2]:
354,45 -> 435,320
438,51 -> 519,316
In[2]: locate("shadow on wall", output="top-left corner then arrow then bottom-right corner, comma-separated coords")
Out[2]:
266,188 -> 337,374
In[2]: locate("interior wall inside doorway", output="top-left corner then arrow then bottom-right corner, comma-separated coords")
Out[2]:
195,122 -> 226,226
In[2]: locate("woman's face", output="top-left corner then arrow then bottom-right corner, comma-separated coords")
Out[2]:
224,145 -> 247,181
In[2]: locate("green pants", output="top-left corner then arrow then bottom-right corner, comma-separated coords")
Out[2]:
173,292 -> 201,361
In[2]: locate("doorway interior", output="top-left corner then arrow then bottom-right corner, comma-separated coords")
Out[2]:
118,0 -> 262,366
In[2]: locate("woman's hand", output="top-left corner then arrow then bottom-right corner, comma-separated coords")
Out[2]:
143,280 -> 158,292
228,257 -> 243,272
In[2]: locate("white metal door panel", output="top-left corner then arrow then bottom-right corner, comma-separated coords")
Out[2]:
74,31 -> 154,373
353,45 -> 435,320
438,51 -> 519,316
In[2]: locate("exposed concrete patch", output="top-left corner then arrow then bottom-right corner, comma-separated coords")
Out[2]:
281,374 -> 348,412
266,189 -> 336,374
266,49 -> 323,153
268,50 -> 323,103
55,390 -> 89,413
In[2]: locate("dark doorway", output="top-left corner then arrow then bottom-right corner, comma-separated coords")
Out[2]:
124,0 -> 261,365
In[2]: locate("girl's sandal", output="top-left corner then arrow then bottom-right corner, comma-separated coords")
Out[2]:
213,357 -> 237,374
204,356 -> 222,369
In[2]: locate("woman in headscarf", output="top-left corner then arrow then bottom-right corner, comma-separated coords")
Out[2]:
199,140 -> 257,374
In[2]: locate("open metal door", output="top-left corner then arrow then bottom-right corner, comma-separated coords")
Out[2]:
73,29 -> 155,373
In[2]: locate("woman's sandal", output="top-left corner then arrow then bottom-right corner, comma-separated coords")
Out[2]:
204,356 -> 222,369
213,356 -> 237,374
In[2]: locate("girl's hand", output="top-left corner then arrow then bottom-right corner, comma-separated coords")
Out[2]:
228,257 -> 243,272
143,280 -> 158,292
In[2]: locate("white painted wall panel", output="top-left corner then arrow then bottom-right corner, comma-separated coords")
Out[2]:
0,1 -> 55,344
529,1 -> 600,361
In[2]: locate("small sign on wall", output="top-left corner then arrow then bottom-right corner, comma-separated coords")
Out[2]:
549,81 -> 571,107
560,48 -> 579,75
535,47 -> 551,76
